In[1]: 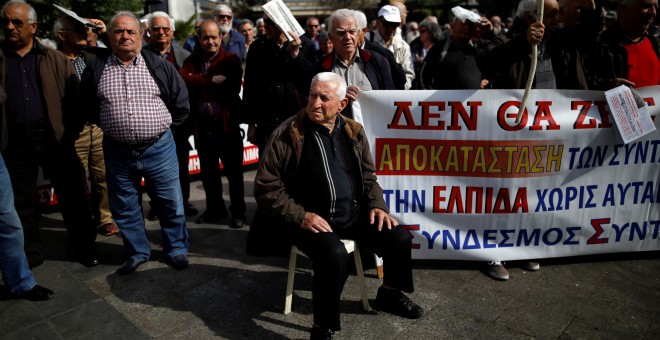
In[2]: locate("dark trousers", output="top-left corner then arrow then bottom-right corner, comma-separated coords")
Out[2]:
196,127 -> 245,218
292,214 -> 414,330
4,130 -> 96,255
175,133 -> 191,203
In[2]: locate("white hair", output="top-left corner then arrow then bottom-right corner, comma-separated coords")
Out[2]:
212,4 -> 233,17
149,11 -> 176,31
516,0 -> 539,19
311,72 -> 347,100
1,0 -> 37,23
328,8 -> 359,33
353,10 -> 367,30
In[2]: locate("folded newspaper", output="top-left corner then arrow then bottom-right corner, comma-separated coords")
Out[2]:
261,0 -> 305,41
604,85 -> 656,144
53,4 -> 103,30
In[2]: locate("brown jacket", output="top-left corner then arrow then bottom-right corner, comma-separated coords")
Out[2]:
0,40 -> 80,151
254,108 -> 388,227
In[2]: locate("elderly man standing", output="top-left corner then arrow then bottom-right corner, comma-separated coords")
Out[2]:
1,0 -> 98,267
179,20 -> 247,228
54,13 -> 119,238
236,19 -> 255,72
311,9 -> 395,120
213,4 -> 246,64
0,54 -> 53,301
255,72 -> 423,339
365,5 -> 415,89
143,11 -> 197,219
80,11 -> 190,275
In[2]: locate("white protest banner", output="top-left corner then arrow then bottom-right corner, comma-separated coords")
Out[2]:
360,87 -> 660,260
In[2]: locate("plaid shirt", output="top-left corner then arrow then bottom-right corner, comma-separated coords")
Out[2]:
70,55 -> 86,80
97,54 -> 172,143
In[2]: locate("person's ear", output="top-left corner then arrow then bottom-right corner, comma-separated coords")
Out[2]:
339,98 -> 349,112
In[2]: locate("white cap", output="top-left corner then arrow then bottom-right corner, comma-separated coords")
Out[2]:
378,5 -> 401,23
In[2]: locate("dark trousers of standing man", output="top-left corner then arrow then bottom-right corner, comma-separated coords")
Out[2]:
4,128 -> 96,256
196,126 -> 246,219
175,132 -> 192,205
292,214 -> 415,331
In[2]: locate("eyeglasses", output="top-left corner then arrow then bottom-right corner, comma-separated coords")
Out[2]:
150,26 -> 171,33
409,27 -> 418,32
0,18 -> 27,28
216,14 -> 232,20
307,24 -> 319,28
419,29 -> 428,33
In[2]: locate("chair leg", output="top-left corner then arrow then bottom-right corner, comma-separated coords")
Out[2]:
284,246 -> 298,314
352,247 -> 371,311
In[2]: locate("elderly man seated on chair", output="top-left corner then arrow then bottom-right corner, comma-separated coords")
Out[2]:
254,72 -> 423,340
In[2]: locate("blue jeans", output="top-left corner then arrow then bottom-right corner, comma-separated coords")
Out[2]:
0,153 -> 36,294
104,129 -> 189,261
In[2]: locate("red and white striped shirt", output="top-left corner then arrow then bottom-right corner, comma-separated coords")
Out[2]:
98,54 -> 172,143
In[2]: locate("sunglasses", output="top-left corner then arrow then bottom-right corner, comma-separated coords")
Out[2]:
307,24 -> 319,28
380,20 -> 400,28
150,26 -> 171,33
216,14 -> 232,20
0,18 -> 27,28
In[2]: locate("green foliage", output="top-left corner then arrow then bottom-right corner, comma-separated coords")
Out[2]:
28,0 -> 143,39
174,14 -> 197,46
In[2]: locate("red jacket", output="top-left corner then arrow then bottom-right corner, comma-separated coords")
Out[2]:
179,47 -> 243,133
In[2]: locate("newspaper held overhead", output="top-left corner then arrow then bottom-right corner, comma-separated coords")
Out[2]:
261,0 -> 305,42
53,4 -> 103,30
605,85 -> 656,144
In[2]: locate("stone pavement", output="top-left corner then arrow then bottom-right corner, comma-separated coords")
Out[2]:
1,170 -> 659,339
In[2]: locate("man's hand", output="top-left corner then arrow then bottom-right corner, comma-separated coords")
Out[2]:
346,85 -> 360,102
288,31 -> 302,58
608,78 -> 636,89
211,74 -> 226,84
478,17 -> 493,33
527,22 -> 544,45
87,18 -> 106,34
369,208 -> 398,232
300,212 -> 333,233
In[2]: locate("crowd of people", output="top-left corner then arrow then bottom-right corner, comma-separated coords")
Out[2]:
0,0 -> 657,339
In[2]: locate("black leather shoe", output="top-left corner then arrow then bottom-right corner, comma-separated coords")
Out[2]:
183,202 -> 198,216
79,254 -> 100,267
230,218 -> 247,229
117,258 -> 146,275
12,285 -> 54,301
374,286 -> 424,319
169,254 -> 188,270
310,326 -> 334,340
